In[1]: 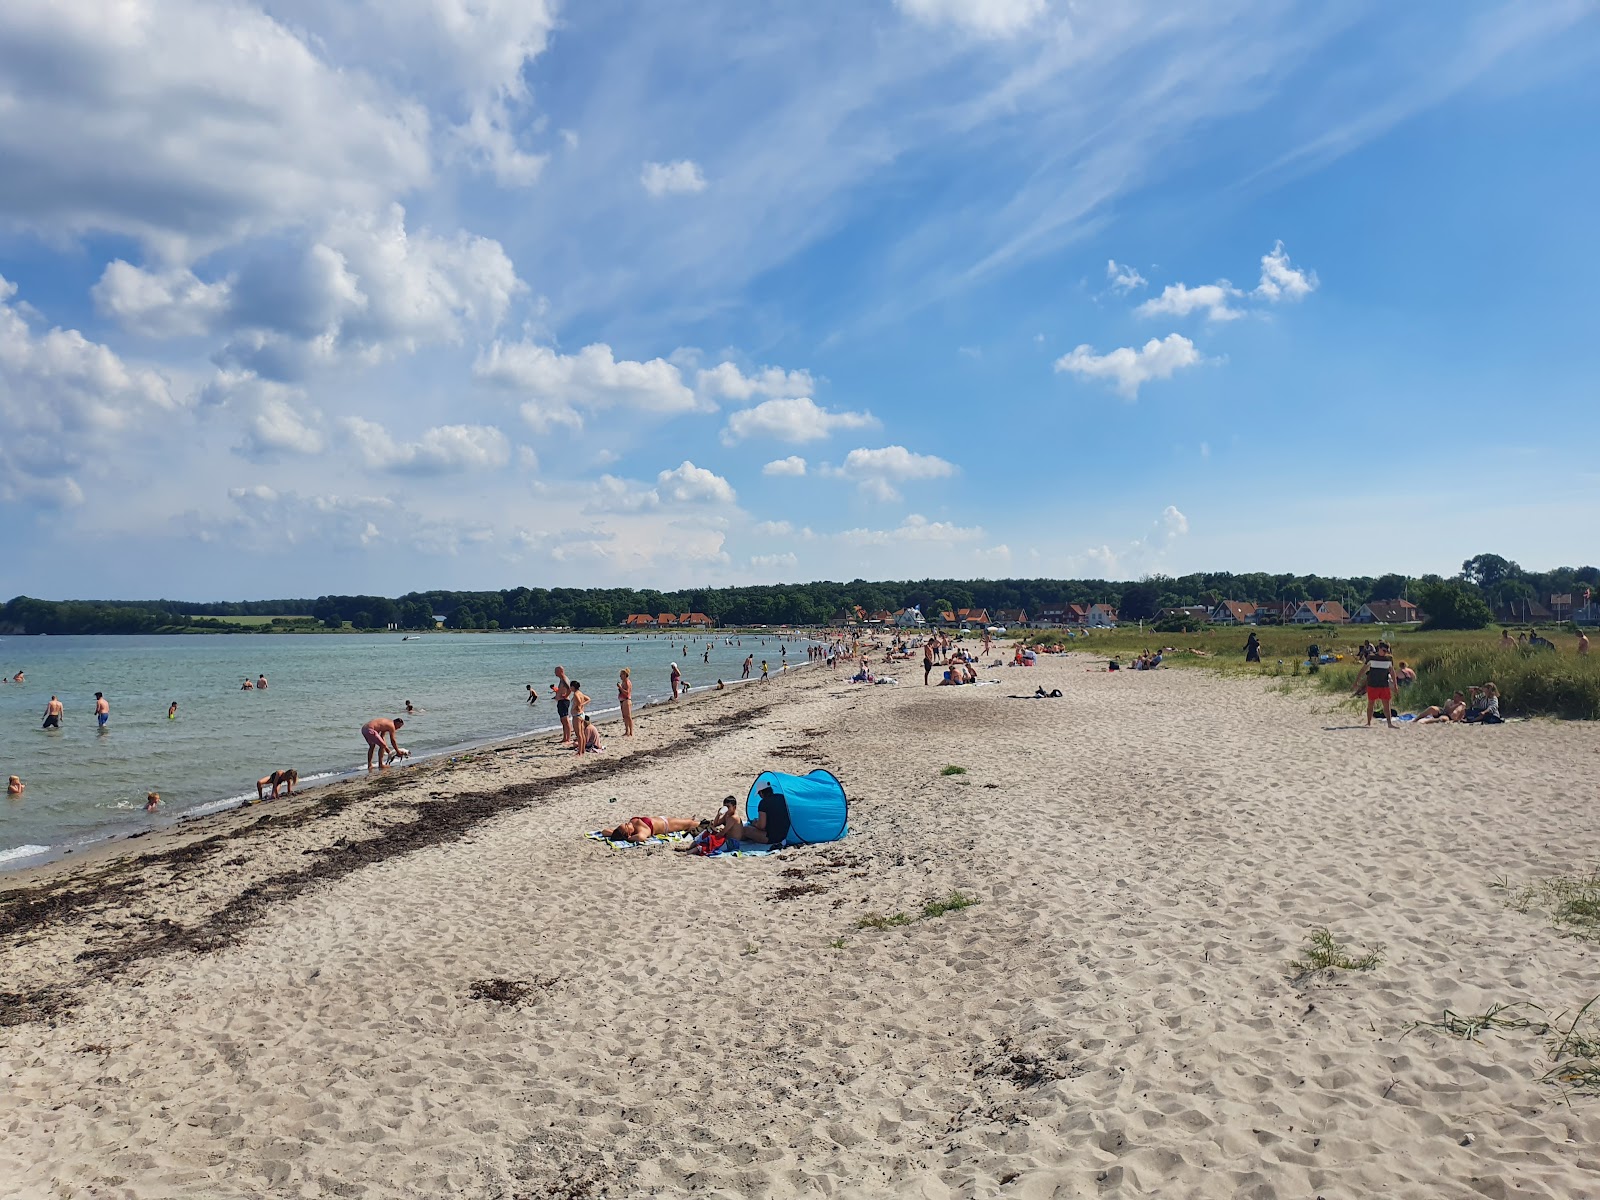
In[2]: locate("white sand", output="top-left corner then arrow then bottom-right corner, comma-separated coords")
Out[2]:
4,655 -> 1600,1197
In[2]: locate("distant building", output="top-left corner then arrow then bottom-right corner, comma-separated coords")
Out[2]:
995,608 -> 1028,628
893,607 -> 926,628
1353,599 -> 1420,624
1087,604 -> 1118,628
1209,601 -> 1257,626
1292,600 -> 1349,624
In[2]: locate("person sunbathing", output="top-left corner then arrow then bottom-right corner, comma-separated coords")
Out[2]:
601,815 -> 702,843
1412,691 -> 1467,723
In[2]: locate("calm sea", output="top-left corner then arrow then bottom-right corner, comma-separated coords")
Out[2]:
0,631 -> 809,869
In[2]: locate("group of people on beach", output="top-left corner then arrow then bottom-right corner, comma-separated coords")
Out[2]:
600,782 -> 791,848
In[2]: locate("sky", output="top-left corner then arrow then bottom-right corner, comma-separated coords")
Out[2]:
1,0 -> 1596,601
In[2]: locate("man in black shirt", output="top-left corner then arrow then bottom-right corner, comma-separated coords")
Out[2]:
1355,639 -> 1397,728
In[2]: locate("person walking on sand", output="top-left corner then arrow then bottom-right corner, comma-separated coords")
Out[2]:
553,667 -> 573,744
1355,641 -> 1398,728
618,668 -> 634,737
924,642 -> 935,685
94,692 -> 110,730
569,680 -> 591,756
42,695 -> 63,729
670,662 -> 683,700
1244,631 -> 1261,663
362,716 -> 405,769
760,659 -> 769,681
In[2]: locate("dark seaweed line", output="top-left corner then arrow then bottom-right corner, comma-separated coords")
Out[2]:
0,702 -> 771,1027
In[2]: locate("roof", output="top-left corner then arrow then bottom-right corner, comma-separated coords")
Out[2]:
1361,599 -> 1417,622
1213,601 -> 1256,622
1299,600 -> 1349,622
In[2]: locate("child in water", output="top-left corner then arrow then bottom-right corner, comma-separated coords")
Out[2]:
7,776 -> 22,797
168,701 -> 178,720
145,792 -> 161,812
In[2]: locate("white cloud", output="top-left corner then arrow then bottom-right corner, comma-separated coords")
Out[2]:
830,445 -> 957,501
837,513 -> 984,547
641,160 -> 708,196
1160,504 -> 1189,539
475,341 -> 705,431
0,0 -> 430,260
0,275 -> 176,498
92,262 -> 233,337
197,372 -> 326,458
343,418 -> 511,474
695,361 -> 815,402
753,520 -> 794,536
895,0 -> 1047,39
1106,259 -> 1147,293
1053,334 -> 1202,399
656,460 -> 736,504
1255,240 -> 1319,302
1136,282 -> 1243,322
721,396 -> 878,445
750,552 -> 799,571
762,456 -> 809,477
213,205 -> 522,378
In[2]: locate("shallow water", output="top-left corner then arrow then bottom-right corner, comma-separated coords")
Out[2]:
0,631 -> 804,867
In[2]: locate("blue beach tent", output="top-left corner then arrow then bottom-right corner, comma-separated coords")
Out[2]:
745,769 -> 848,846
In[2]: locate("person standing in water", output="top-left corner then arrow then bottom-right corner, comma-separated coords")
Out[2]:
94,692 -> 110,730
257,674 -> 268,690
168,701 -> 179,720
742,654 -> 753,679
361,717 -> 405,769
42,695 -> 64,729
618,668 -> 634,737
526,683 -> 539,706
670,662 -> 683,700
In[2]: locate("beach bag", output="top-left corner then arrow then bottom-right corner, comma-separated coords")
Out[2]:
691,831 -> 727,856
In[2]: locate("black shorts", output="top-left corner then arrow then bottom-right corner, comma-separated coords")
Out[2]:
556,699 -> 570,718
42,714 -> 60,729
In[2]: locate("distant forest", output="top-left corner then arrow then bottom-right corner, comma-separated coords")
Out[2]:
1,553 -> 1592,635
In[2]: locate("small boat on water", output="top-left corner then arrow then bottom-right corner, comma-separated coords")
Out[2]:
401,635 -> 425,641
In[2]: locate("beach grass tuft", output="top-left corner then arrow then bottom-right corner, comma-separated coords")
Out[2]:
940,765 -> 967,776
1501,868 -> 1600,941
1291,927 -> 1382,978
828,937 -> 848,950
1405,1002 -> 1550,1041
1542,996 -> 1600,1098
921,891 -> 981,919
856,911 -> 914,930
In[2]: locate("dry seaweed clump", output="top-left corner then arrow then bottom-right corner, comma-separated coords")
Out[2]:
468,976 -> 559,1007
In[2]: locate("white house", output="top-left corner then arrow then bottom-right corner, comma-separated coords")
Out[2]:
893,607 -> 926,628
1086,604 -> 1118,628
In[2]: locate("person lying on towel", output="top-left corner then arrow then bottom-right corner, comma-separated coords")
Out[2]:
601,815 -> 703,843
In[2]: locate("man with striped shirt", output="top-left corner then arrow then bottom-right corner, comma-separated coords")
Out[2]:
1355,640 -> 1398,728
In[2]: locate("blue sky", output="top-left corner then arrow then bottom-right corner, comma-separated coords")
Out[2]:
1,0 -> 1596,600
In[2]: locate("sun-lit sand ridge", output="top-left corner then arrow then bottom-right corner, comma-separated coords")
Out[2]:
3,652 -> 1599,1197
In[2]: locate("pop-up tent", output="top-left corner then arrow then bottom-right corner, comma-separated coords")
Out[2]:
745,769 -> 848,847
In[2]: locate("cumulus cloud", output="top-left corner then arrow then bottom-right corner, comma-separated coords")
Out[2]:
641,160 -> 708,196
1136,282 -> 1243,322
894,0 -> 1046,38
750,552 -> 799,572
475,341 -> 704,431
762,455 -> 808,477
92,262 -> 232,337
210,205 -> 522,378
1106,259 -> 1147,293
830,445 -> 957,501
197,371 -> 326,458
0,275 -> 176,499
695,361 -> 815,403
753,520 -> 795,536
721,396 -> 878,445
656,460 -> 736,504
0,1 -> 430,259
837,513 -> 984,547
343,418 -> 511,474
1255,240 -> 1319,301
1053,334 -> 1202,399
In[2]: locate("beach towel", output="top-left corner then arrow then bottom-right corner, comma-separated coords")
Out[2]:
587,830 -> 689,849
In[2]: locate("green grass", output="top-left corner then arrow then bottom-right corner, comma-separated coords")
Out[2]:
939,765 -> 967,776
1021,625 -> 1599,719
921,891 -> 980,918
1290,927 -> 1383,979
856,911 -> 914,930
1498,868 -> 1600,941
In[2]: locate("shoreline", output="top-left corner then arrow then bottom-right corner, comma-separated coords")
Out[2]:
0,646 -> 820,876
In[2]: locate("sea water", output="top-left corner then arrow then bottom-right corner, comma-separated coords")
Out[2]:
0,631 -> 803,869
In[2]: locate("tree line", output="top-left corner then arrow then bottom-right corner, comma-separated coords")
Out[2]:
2,553 -> 1593,634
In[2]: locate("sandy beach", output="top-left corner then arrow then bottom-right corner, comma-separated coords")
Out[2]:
4,653 -> 1600,1198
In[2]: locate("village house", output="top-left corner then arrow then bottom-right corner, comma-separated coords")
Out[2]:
955,607 -> 991,630
1158,606 -> 1212,624
893,607 -> 926,628
1292,600 -> 1350,624
1208,601 -> 1258,626
677,612 -> 715,628
1086,604 -> 1118,628
995,608 -> 1028,628
1353,599 -> 1420,625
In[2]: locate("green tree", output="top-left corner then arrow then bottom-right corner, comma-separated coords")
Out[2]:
1414,580 -> 1493,630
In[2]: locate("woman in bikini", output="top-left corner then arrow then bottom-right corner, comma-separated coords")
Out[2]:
568,680 -> 590,756
618,667 -> 634,736
602,815 -> 701,843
